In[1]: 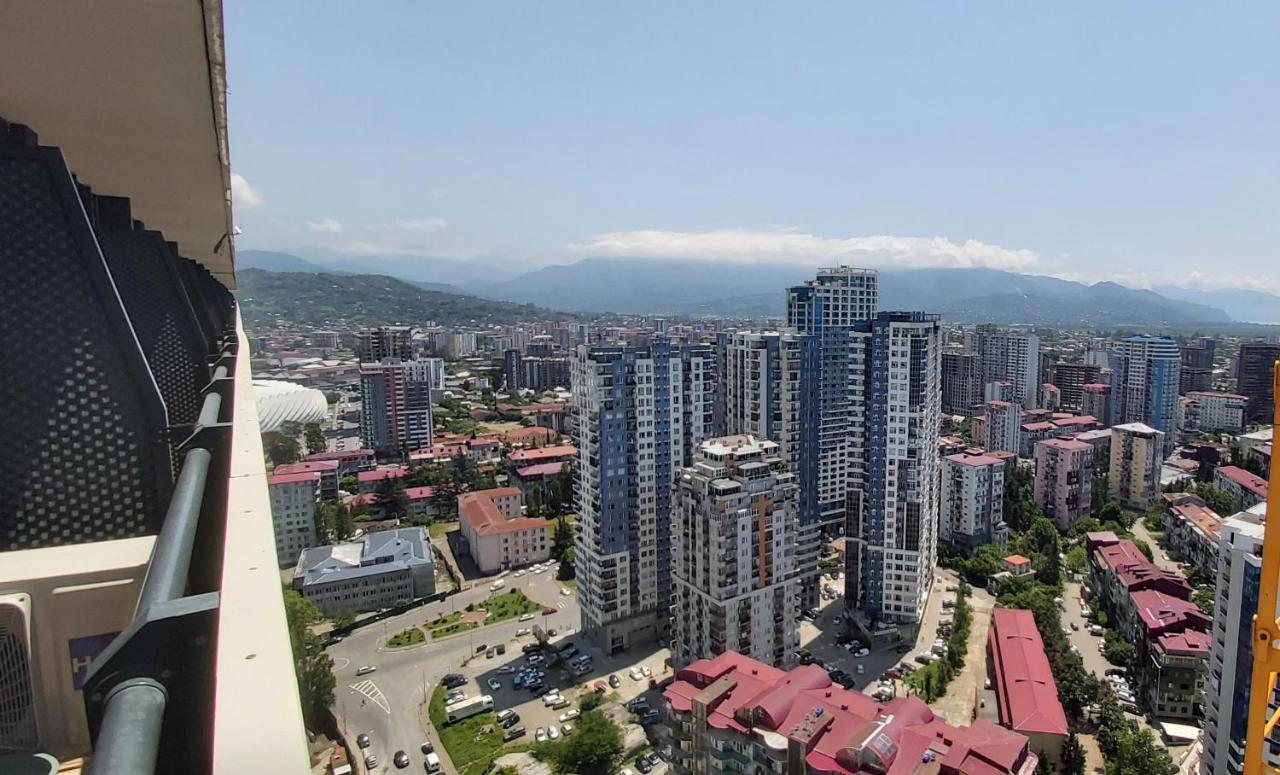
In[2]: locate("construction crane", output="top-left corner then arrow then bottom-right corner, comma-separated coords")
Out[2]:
1245,364 -> 1280,775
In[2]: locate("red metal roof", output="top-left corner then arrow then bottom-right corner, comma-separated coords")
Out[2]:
987,609 -> 1069,737
273,460 -> 339,475
357,467 -> 407,483
404,486 -> 435,500
1216,465 -> 1268,497
514,462 -> 566,478
267,471 -> 320,486
1131,590 -> 1211,634
458,490 -> 547,536
944,452 -> 1005,467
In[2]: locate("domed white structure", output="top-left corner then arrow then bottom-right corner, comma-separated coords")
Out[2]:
253,380 -> 329,433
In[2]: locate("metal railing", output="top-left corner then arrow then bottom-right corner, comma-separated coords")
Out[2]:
83,330 -> 239,774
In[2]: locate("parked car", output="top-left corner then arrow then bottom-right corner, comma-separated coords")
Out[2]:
445,690 -> 466,704
1070,621 -> 1080,631
503,725 -> 527,742
560,709 -> 581,723
882,668 -> 902,680
443,673 -> 467,689
853,647 -> 870,658
356,733 -> 371,749
548,726 -> 560,741
562,723 -> 574,735
609,674 -> 622,688
629,667 -> 644,681
364,755 -> 378,770
487,678 -> 502,691
534,727 -> 548,743
519,613 -> 536,622
1089,625 -> 1105,636
497,708 -> 518,724
393,750 -> 409,769
640,709 -> 661,724
420,741 -> 433,755
641,665 -> 653,677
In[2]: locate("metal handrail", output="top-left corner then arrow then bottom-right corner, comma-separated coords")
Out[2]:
89,347 -> 234,774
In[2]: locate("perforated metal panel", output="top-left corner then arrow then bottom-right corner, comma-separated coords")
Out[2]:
96,225 -> 210,429
0,142 -> 173,549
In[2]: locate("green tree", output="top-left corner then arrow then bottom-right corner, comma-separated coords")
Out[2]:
1131,538 -> 1153,562
1193,585 -> 1215,616
1191,483 -> 1236,515
1103,634 -> 1135,668
430,478 -> 465,520
1035,751 -> 1053,775
1096,691 -> 1127,757
1106,725 -> 1176,775
543,709 -> 621,775
557,546 -> 576,581
1060,732 -> 1086,775
314,501 -> 340,543
263,430 -> 302,466
1070,516 -> 1102,539
282,588 -> 335,727
304,422 -> 327,454
339,474 -> 358,492
376,479 -> 411,520
331,610 -> 356,630
1064,545 -> 1087,574
959,544 -> 1004,584
527,488 -> 546,518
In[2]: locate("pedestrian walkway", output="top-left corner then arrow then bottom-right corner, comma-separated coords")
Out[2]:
418,701 -> 458,774
933,587 -> 995,726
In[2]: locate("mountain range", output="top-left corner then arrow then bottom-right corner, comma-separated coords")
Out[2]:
234,267 -> 575,329
236,249 -> 1280,327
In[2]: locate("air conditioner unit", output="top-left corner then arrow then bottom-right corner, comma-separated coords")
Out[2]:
0,536 -> 153,761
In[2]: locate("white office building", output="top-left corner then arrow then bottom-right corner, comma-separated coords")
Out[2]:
267,472 -> 319,567
672,435 -> 800,668
1201,504 -> 1279,775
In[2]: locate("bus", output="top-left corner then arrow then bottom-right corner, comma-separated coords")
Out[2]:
445,694 -> 494,723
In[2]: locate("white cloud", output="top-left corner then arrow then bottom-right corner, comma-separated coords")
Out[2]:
372,218 -> 448,233
305,218 -> 344,234
1048,268 -> 1280,293
230,173 -> 264,208
570,229 -> 1040,270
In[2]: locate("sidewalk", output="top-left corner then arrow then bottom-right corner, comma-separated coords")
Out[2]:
933,587 -> 995,726
418,700 -> 458,774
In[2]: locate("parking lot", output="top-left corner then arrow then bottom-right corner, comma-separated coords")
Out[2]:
450,627 -> 672,758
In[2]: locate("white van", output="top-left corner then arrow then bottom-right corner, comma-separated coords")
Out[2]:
424,752 -> 442,772
490,579 -> 506,592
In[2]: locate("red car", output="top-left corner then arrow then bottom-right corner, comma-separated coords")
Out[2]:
882,669 -> 902,680
542,607 -> 557,615
594,680 -> 608,693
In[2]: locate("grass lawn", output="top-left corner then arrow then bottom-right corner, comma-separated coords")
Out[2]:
482,589 -> 542,624
432,620 -> 478,639
429,685 -> 505,775
427,611 -> 462,628
428,521 -> 456,540
387,626 -> 424,648
559,578 -> 577,591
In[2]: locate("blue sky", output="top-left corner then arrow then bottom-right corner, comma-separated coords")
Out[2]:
225,2 -> 1279,289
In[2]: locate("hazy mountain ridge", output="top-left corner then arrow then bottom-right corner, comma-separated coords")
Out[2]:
233,250 -> 1254,326
233,268 -> 576,329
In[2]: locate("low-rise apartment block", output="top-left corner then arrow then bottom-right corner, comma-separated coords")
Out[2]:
1162,493 -> 1223,579
458,487 -> 550,574
662,651 -> 1043,775
1213,465 -> 1269,512
985,609 -> 1069,766
273,459 -> 340,501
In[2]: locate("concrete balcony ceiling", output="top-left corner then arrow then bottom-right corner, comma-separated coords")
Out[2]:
0,0 -> 235,286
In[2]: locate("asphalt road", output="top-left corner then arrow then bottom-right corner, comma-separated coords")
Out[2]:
329,566 -> 579,774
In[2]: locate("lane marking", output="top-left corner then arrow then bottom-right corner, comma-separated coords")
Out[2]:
349,679 -> 392,714
332,656 -> 351,671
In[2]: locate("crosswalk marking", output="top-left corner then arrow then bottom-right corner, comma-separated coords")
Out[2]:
349,679 -> 391,714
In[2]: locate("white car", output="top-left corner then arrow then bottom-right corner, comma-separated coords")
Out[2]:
514,569 -> 526,577
497,665 -> 515,674
548,726 -> 560,741
535,728 -> 547,743
543,693 -> 564,706
561,723 -> 573,735
642,666 -> 653,678
516,628 -> 531,637
629,667 -> 644,681
560,588 -> 572,596
519,613 -> 536,622
853,648 -> 870,658
487,678 -> 501,691
559,709 -> 580,722
534,566 -> 546,574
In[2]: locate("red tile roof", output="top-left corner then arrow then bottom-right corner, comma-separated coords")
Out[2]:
507,445 -> 576,463
1155,629 -> 1212,655
663,651 -> 1036,775
267,471 -> 321,486
514,462 -> 566,478
1003,555 -> 1031,566
304,448 -> 374,461
459,490 -> 547,536
988,609 -> 1069,737
404,486 -> 435,500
